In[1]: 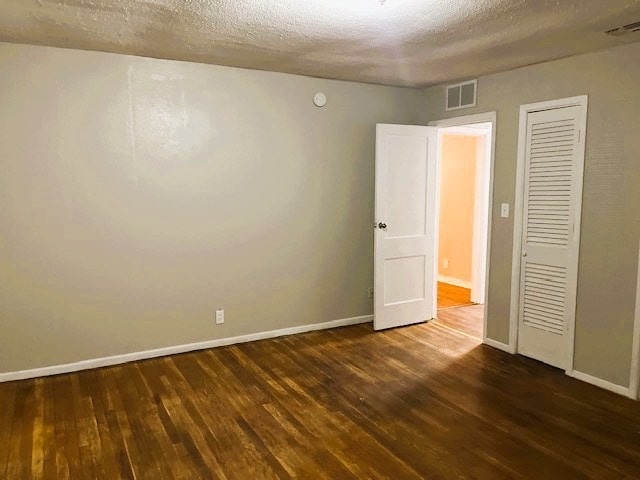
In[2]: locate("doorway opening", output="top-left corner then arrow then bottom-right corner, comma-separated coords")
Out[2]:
431,118 -> 494,340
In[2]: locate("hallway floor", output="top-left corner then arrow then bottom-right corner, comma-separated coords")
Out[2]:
437,282 -> 474,309
437,282 -> 483,339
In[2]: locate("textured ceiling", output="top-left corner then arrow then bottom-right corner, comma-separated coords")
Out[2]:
1,0 -> 640,87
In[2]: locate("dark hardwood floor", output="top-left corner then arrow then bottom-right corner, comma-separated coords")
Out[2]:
2,319 -> 640,478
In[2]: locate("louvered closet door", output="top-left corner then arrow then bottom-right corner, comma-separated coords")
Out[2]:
517,105 -> 583,369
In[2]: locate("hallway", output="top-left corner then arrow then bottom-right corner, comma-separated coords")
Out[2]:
436,282 -> 483,339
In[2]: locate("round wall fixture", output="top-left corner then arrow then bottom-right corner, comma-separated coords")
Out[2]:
313,92 -> 327,107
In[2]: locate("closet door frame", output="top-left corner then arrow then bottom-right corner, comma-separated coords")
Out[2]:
509,95 -> 588,375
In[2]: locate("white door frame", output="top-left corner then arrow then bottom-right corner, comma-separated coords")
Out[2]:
509,95 -> 588,372
630,240 -> 640,400
428,111 -> 497,345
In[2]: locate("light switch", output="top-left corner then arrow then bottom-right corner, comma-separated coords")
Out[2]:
500,203 -> 510,218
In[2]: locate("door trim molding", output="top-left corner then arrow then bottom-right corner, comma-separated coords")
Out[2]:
428,111 -> 497,347
630,241 -> 640,400
509,95 -> 589,372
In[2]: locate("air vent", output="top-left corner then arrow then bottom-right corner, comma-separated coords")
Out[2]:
605,21 -> 640,36
446,79 -> 477,111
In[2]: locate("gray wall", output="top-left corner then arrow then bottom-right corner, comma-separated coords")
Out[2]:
421,42 -> 640,387
0,42 -> 421,373
2,39 -> 639,390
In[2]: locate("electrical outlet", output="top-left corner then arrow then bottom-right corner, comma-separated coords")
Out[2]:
215,309 -> 224,325
368,287 -> 374,299
443,259 -> 449,269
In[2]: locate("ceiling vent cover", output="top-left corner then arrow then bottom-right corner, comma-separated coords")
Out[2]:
605,21 -> 640,36
446,79 -> 477,111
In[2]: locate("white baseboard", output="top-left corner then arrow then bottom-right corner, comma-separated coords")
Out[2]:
438,275 -> 472,289
483,337 -> 513,353
485,343 -> 633,398
568,370 -> 631,398
0,314 -> 373,383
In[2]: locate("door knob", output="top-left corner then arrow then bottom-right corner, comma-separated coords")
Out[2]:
378,222 -> 387,229
522,251 -> 528,257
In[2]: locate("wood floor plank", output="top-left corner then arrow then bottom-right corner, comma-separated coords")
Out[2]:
0,381 -> 18,479
6,381 -> 36,480
30,380 -> 44,480
2,313 -> 640,479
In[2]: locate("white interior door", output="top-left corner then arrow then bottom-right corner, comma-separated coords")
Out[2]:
517,105 -> 585,368
374,124 -> 437,330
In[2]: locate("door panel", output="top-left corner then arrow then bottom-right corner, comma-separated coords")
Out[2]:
385,134 -> 428,238
517,105 -> 584,368
374,124 -> 437,331
384,255 -> 426,305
